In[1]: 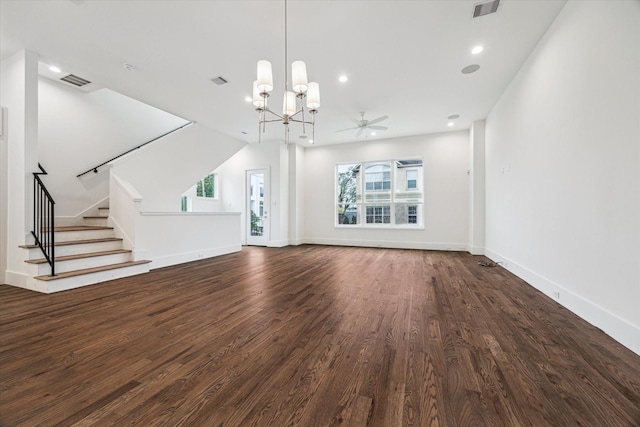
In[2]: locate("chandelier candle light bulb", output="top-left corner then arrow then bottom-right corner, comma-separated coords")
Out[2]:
306,82 -> 320,111
292,61 -> 308,94
257,60 -> 273,93
283,91 -> 297,117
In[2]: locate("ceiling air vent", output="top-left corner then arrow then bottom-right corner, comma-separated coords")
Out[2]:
211,76 -> 228,85
473,0 -> 500,18
60,74 -> 91,87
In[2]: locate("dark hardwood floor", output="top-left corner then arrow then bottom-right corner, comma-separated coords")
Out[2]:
1,246 -> 639,426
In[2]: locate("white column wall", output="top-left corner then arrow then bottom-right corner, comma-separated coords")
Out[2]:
468,120 -> 486,255
0,50 -> 39,286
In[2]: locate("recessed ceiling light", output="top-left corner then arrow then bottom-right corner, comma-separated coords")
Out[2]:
471,46 -> 484,55
371,132 -> 377,136
244,96 -> 252,103
338,75 -> 348,83
309,139 -> 314,144
49,66 -> 61,73
448,114 -> 460,120
461,64 -> 480,74
448,122 -> 454,127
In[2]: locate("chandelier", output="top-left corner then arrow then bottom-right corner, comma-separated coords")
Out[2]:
252,0 -> 320,144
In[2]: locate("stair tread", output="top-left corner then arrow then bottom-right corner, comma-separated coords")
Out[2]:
19,237 -> 123,249
34,260 -> 151,281
83,216 -> 108,219
25,249 -> 132,264
98,207 -> 109,210
54,225 -> 113,232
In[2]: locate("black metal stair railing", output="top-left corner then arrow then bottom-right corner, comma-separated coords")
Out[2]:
76,121 -> 193,177
33,164 -> 56,276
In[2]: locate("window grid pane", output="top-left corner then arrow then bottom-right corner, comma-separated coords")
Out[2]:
337,159 -> 423,227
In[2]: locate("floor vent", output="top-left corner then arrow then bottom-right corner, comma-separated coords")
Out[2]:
473,0 -> 500,18
60,74 -> 92,87
211,76 -> 229,85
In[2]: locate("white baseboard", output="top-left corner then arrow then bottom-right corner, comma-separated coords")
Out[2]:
288,238 -> 306,246
267,239 -> 290,248
5,270 -> 28,287
148,244 -> 242,270
485,248 -> 640,356
5,270 -> 48,293
301,237 -> 467,251
467,245 -> 485,255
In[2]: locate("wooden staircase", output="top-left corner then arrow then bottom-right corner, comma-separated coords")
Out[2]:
20,207 -> 151,293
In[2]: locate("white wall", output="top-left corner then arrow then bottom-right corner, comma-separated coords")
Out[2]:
0,106 -> 6,284
485,1 -> 640,354
303,131 -> 470,249
213,140 -> 286,246
110,123 -> 245,212
289,143 -> 305,245
136,212 -> 241,269
0,50 -> 39,286
468,120 -> 486,255
38,78 -> 190,218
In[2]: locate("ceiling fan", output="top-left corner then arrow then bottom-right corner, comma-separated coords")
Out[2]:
336,112 -> 389,137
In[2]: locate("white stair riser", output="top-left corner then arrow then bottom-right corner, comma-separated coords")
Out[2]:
55,229 -> 114,242
98,209 -> 109,217
29,252 -> 132,276
45,264 -> 150,293
25,241 -> 123,259
83,217 -> 109,226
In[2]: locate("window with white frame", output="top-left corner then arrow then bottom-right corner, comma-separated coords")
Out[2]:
196,173 -> 217,199
406,170 -> 418,189
336,158 -> 423,227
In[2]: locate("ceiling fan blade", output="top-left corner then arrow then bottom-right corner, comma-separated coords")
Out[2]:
367,125 -> 388,130
366,115 -> 388,125
336,126 -> 360,132
356,127 -> 365,137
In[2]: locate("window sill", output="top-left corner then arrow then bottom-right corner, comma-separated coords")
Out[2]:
335,225 -> 425,230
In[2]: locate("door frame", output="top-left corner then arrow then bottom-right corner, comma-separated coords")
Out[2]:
246,168 -> 270,246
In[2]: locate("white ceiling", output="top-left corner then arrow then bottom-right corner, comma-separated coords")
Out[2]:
1,0 -> 566,146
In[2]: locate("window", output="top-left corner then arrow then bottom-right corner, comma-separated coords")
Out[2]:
336,164 -> 359,225
181,196 -> 189,212
408,205 -> 417,224
365,164 -> 391,191
406,170 -> 417,190
196,173 -> 217,198
336,158 -> 423,227
366,205 -> 391,224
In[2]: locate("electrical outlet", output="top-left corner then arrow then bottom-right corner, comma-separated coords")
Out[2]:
552,289 -> 560,299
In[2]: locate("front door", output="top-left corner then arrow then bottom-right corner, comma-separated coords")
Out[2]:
246,169 -> 269,246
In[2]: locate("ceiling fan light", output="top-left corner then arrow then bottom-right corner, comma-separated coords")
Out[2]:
283,91 -> 296,117
257,60 -> 273,92
292,61 -> 308,93
252,80 -> 265,108
306,82 -> 320,110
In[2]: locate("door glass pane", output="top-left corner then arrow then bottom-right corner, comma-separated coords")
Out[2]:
250,173 -> 264,236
